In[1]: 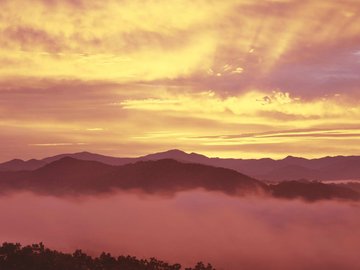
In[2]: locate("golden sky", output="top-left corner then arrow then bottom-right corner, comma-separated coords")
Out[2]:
0,0 -> 360,161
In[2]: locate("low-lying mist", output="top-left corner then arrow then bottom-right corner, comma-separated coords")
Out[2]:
0,190 -> 359,270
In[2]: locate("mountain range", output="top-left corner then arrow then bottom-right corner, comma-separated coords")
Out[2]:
0,151 -> 359,201
0,157 -> 266,196
1,149 -> 359,182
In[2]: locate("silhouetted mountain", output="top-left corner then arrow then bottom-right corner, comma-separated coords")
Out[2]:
1,150 -> 360,181
0,158 -> 46,171
0,158 -> 266,196
336,182 -> 360,194
141,151 -> 360,181
0,152 -> 134,172
256,155 -> 360,181
140,149 -> 208,163
270,180 -> 360,201
42,151 -> 134,166
256,165 -> 320,182
1,157 -> 359,200
40,149 -> 208,166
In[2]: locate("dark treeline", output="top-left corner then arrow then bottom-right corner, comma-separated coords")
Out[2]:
0,242 -> 215,270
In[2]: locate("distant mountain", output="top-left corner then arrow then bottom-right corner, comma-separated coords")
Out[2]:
270,180 -> 360,201
1,149 -> 359,182
140,149 -> 208,163
0,152 -> 134,172
0,157 -> 266,196
41,151 -> 134,165
140,151 -> 360,181
256,156 -> 360,181
0,159 -> 46,171
337,182 -> 360,194
1,157 -> 359,201
256,164 -> 319,181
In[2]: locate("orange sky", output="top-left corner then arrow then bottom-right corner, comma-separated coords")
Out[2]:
0,0 -> 360,161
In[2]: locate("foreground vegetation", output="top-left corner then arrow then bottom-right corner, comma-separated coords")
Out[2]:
0,242 -> 215,270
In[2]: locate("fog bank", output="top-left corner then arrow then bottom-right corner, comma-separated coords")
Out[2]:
0,191 -> 359,270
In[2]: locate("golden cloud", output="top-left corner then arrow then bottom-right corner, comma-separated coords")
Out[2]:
0,0 -> 359,160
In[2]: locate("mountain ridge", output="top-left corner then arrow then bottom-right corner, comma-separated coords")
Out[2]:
1,149 -> 359,182
0,157 -> 267,196
0,157 -> 358,201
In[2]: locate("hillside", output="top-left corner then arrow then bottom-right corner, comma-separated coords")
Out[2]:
1,150 -> 359,182
0,158 -> 266,196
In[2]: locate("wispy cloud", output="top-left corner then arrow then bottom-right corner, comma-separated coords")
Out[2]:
29,143 -> 88,147
0,0 -> 359,160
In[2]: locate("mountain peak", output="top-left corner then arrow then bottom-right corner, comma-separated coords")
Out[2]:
36,157 -> 113,175
44,156 -> 79,166
141,149 -> 208,164
77,151 -> 94,155
142,149 -> 187,159
6,158 -> 24,163
283,155 -> 307,161
163,149 -> 186,154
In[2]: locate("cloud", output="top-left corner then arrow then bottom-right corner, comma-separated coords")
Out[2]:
1,26 -> 66,52
29,143 -> 88,147
0,0 -> 359,160
0,77 -> 359,161
120,89 -> 360,120
0,0 -> 225,80
0,0 -> 358,91
0,191 -> 360,270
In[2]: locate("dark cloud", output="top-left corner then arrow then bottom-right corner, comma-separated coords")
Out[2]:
1,26 -> 66,53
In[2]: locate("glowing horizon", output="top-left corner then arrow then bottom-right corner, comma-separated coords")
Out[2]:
1,0 -> 360,161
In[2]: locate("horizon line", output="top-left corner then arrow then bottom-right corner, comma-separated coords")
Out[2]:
2,148 -> 359,164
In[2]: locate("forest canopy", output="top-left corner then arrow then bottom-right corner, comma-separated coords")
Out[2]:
0,242 -> 215,270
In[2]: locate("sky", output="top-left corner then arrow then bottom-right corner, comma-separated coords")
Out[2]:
0,0 -> 360,161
